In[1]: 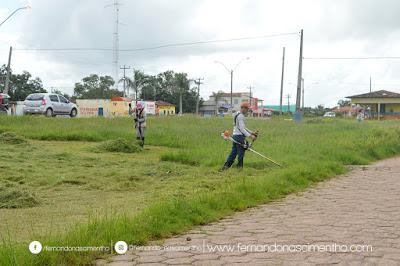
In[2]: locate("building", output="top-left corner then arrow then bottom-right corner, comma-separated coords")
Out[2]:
156,101 -> 176,116
331,106 -> 361,117
209,92 -> 257,111
199,100 -> 217,117
262,105 -> 296,113
76,99 -> 157,117
347,90 -> 400,119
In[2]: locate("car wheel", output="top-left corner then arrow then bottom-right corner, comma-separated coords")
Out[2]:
70,108 -> 77,118
45,108 -> 53,117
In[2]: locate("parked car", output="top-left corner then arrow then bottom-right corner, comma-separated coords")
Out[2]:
323,111 -> 336,118
23,93 -> 78,117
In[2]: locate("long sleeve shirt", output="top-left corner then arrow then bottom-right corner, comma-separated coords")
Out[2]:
134,109 -> 146,128
232,111 -> 252,137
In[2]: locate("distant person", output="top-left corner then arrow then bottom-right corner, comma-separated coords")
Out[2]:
220,102 -> 257,171
128,103 -> 133,116
134,102 -> 146,148
357,109 -> 364,122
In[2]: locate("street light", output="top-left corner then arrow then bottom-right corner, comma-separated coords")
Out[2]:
214,57 -> 249,111
0,6 -> 31,27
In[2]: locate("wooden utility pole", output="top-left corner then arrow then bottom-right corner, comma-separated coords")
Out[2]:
279,47 -> 285,115
248,86 -> 253,106
4,47 -> 12,95
286,94 -> 291,113
194,78 -> 204,115
120,65 -> 131,97
296,30 -> 303,112
230,70 -> 233,110
301,78 -> 305,109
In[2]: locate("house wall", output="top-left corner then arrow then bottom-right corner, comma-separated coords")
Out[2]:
76,99 -> 111,117
351,98 -> 400,104
353,102 -> 400,119
209,93 -> 251,111
158,106 -> 175,116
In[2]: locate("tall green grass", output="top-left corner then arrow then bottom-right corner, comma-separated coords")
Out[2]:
1,116 -> 400,265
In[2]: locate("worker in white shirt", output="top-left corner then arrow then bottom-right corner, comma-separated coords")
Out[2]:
220,102 -> 257,170
133,102 -> 146,148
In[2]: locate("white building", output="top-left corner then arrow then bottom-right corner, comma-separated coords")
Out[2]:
208,92 -> 252,111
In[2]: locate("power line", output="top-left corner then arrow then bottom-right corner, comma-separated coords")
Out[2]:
304,56 -> 400,60
13,32 -> 299,52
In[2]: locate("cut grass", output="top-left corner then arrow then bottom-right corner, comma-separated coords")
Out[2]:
1,116 -> 400,265
92,138 -> 141,153
0,185 -> 39,209
0,132 -> 27,145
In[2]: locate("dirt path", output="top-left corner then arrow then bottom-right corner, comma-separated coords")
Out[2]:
99,157 -> 400,266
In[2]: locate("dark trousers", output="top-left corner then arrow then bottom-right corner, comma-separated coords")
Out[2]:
225,135 -> 246,168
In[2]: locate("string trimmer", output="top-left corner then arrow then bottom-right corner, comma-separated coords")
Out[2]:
221,130 -> 282,167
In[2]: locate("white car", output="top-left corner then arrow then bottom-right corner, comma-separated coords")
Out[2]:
23,93 -> 78,117
323,112 -> 336,118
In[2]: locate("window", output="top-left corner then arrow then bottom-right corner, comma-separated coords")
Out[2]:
234,99 -> 239,104
59,95 -> 68,103
49,95 -> 59,102
26,94 -> 44,101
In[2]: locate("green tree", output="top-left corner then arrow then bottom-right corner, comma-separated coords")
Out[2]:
338,99 -> 351,107
211,90 -> 225,115
125,70 -> 149,101
50,88 -> 70,100
0,65 -> 46,101
141,71 -> 200,113
74,74 -> 121,99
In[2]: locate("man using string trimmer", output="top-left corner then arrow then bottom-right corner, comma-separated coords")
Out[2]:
133,101 -> 146,148
220,102 -> 258,171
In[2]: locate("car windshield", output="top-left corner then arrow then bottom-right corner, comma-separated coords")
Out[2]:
26,94 -> 44,101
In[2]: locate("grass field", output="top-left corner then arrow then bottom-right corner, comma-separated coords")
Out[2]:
1,115 -> 400,265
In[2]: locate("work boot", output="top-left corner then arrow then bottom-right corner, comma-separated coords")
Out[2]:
237,161 -> 243,170
140,137 -> 145,148
219,162 -> 231,172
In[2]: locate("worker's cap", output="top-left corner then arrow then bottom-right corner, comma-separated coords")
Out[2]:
240,102 -> 250,109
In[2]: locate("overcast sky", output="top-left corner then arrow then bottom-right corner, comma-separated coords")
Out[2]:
1,0 -> 400,106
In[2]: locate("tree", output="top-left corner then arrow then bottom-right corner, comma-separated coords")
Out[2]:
74,74 -> 121,99
140,71 -> 200,113
0,65 -> 46,101
211,91 -> 225,115
51,88 -> 70,99
126,70 -> 149,101
338,99 -> 351,107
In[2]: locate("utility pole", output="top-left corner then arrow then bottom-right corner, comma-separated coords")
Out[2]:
194,78 -> 204,115
301,78 -> 305,110
370,76 -> 372,93
179,87 -> 183,115
296,29 -> 304,112
105,0 -> 120,88
230,70 -> 233,110
286,94 -> 291,113
120,65 -> 130,97
4,47 -> 12,95
248,86 -> 253,107
279,47 -> 285,115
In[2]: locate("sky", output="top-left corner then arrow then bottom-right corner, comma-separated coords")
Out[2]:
1,0 -> 400,107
